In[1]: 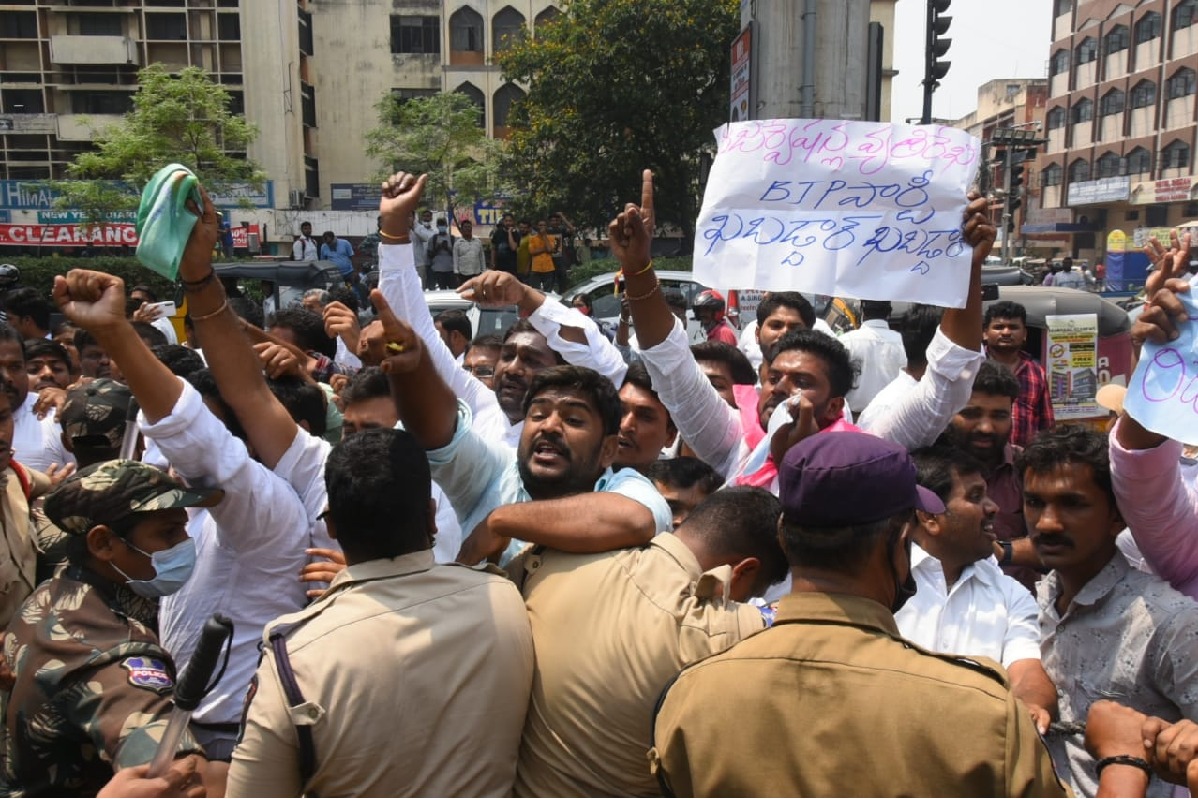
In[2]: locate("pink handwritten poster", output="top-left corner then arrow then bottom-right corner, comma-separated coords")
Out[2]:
1125,290 -> 1198,445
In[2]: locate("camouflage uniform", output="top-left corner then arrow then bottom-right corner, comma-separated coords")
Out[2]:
2,460 -> 219,797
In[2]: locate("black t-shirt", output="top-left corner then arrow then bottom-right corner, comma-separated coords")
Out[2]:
491,226 -> 521,273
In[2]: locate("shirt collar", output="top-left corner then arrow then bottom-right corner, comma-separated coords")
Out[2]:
862,319 -> 891,330
1041,553 -> 1129,612
775,591 -> 901,638
910,543 -> 1000,588
328,549 -> 435,590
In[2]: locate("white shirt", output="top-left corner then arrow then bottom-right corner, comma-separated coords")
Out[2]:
1054,268 -> 1086,289
292,235 -> 319,262
12,394 -> 71,474
378,243 -> 509,444
411,220 -> 435,268
838,319 -> 906,414
857,327 -> 986,451
273,422 -> 463,565
151,316 -> 178,345
142,379 -> 311,726
895,544 -> 1042,668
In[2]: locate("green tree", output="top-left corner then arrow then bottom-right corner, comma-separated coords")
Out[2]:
58,64 -> 264,223
498,0 -> 739,247
365,91 -> 501,222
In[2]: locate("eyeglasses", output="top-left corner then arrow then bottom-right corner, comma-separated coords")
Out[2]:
465,365 -> 494,378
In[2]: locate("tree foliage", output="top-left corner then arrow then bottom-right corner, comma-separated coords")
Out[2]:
498,0 -> 739,244
365,91 -> 501,221
58,65 -> 264,223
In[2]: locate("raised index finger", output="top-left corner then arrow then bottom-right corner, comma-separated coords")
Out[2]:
641,168 -> 655,219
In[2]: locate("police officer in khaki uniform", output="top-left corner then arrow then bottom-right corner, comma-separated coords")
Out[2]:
4,460 -> 216,797
510,486 -> 787,797
650,432 -> 1066,797
227,429 -> 533,797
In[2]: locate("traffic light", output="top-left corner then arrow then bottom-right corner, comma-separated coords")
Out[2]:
1008,154 -> 1026,215
926,0 -> 952,85
920,0 -> 952,123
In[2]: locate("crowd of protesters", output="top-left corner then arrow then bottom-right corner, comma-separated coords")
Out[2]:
0,165 -> 1193,798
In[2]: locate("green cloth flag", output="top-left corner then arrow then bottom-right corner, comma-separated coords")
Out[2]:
135,163 -> 202,280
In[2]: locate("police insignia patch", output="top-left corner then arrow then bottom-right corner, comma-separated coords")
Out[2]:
121,656 -> 174,693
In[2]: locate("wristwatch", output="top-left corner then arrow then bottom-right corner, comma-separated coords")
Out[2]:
998,540 -> 1014,566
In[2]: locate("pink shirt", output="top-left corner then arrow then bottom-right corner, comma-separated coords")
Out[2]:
1110,416 -> 1198,599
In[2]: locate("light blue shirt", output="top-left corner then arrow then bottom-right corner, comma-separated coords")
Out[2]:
428,400 -> 673,563
320,237 -> 354,276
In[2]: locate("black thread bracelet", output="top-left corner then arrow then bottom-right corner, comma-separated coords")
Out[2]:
1095,755 -> 1153,778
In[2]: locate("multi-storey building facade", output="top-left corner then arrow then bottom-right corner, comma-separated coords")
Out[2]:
1036,0 -> 1197,262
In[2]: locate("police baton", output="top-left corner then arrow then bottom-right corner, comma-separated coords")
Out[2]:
146,613 -> 234,778
119,397 -> 141,461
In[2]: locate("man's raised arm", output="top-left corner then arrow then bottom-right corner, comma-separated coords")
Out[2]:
174,188 -> 298,468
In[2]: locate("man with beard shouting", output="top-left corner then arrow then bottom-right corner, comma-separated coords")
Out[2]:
367,244 -> 670,564
942,360 -> 1042,593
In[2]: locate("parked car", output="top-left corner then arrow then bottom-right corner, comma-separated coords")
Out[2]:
567,270 -> 709,342
423,290 -> 519,339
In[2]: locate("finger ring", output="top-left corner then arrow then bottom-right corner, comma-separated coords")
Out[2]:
386,342 -> 406,353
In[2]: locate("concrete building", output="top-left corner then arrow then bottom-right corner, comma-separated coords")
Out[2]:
951,79 -> 1050,256
1036,0 -> 1197,265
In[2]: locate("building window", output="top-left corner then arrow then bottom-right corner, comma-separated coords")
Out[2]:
298,9 -> 313,56
301,81 -> 316,128
1071,97 -> 1093,123
1068,159 -> 1091,183
71,91 -> 133,115
72,13 -> 124,36
1126,147 -> 1152,174
227,90 -> 244,117
492,6 -> 526,53
534,6 -> 560,31
1075,37 -> 1097,64
1095,151 -> 1122,178
1042,162 -> 1063,186
1130,80 -> 1156,108
1103,24 -> 1129,54
492,82 -> 524,130
1050,49 -> 1070,76
1046,106 -> 1066,130
1,89 -> 44,114
305,155 -> 320,199
1168,67 -> 1197,99
1162,140 -> 1191,169
1174,0 -> 1196,30
0,11 -> 37,38
390,15 -> 439,55
1099,89 -> 1124,116
390,88 -> 439,104
450,7 -> 484,52
1134,11 -> 1161,43
1054,0 -> 1071,16
217,13 -> 240,41
454,82 -> 485,128
145,13 -> 187,40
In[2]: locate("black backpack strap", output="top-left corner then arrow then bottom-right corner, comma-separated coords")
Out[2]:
268,630 -> 317,790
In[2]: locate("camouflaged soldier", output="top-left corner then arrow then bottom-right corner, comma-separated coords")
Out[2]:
32,378 -> 133,581
2,460 -> 220,797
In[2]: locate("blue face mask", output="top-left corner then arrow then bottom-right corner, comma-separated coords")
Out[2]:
114,538 -> 197,598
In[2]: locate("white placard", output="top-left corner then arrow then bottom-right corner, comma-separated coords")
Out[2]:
693,119 -> 982,308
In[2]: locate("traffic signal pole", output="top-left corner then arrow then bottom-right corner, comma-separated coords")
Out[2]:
1001,146 -> 1014,263
921,0 -> 951,124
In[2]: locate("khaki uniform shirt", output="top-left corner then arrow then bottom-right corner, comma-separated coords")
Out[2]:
651,592 -> 1067,798
227,550 -> 534,798
511,534 -> 765,797
0,463 -> 46,628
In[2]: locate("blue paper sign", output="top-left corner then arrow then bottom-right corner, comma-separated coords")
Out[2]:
1125,289 -> 1198,445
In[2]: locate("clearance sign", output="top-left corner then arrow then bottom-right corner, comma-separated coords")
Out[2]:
0,223 -> 138,247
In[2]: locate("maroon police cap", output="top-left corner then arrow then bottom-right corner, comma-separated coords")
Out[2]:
778,432 -> 945,526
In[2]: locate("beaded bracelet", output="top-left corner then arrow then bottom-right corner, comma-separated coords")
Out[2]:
625,277 -> 661,303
